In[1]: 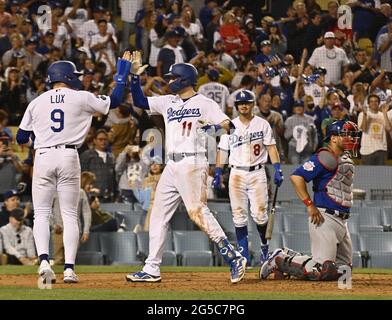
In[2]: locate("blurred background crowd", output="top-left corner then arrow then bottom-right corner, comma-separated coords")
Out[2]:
1,0 -> 392,264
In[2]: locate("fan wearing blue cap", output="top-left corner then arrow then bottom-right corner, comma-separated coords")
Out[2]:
1,189 -> 20,227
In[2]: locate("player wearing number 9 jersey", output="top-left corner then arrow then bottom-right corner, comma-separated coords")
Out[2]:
214,90 -> 284,267
15,53 -> 133,284
126,51 -> 247,284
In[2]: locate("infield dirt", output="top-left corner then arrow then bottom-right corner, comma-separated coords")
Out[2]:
1,271 -> 391,298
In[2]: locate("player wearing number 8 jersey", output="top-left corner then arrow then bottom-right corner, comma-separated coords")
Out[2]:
15,52 -> 133,284
214,90 -> 284,267
126,51 -> 247,284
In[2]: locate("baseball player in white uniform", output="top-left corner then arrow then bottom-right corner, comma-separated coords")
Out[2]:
16,52 -> 132,284
126,51 -> 247,284
214,90 -> 284,267
197,69 -> 230,113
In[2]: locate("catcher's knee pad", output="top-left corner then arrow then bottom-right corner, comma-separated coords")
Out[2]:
276,253 -> 313,279
317,260 -> 339,281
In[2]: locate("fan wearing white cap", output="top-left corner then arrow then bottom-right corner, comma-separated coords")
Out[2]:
308,31 -> 350,85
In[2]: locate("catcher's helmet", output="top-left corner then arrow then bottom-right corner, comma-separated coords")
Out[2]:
234,89 -> 255,109
164,63 -> 198,93
325,120 -> 362,157
47,60 -> 83,90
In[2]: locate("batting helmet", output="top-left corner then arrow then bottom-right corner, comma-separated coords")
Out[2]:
47,60 -> 83,90
325,120 -> 362,157
164,63 -> 198,93
234,90 -> 255,109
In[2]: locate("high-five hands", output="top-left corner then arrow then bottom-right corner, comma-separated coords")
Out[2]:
130,51 -> 149,75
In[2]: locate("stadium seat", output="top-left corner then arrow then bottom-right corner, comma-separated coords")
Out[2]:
135,231 -> 176,266
116,211 -> 143,231
182,251 -> 213,266
282,232 -> 311,255
170,206 -> 195,230
208,201 -> 231,213
99,232 -> 141,265
367,252 -> 392,268
173,231 -> 212,265
359,233 -> 392,252
76,251 -> 104,265
282,214 -> 309,233
347,214 -> 360,234
382,207 -> 392,228
352,251 -> 362,268
351,207 -> 384,232
214,211 -> 235,234
98,202 -> 128,213
78,232 -> 102,252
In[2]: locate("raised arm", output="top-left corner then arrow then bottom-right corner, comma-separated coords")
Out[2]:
129,51 -> 150,110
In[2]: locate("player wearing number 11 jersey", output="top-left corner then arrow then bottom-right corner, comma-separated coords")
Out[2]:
126,51 -> 247,284
15,52 -> 133,284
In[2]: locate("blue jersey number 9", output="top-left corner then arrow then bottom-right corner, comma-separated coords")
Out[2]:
51,109 -> 64,132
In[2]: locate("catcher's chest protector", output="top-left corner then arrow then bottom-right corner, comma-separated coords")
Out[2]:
325,154 -> 354,207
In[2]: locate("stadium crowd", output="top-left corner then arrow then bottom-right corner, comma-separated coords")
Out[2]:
1,0 -> 392,264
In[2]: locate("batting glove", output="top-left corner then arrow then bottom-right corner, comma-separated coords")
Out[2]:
198,120 -> 222,134
213,167 -> 223,190
130,51 -> 149,76
273,163 -> 284,187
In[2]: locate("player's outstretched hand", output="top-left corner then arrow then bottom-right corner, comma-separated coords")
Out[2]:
307,205 -> 324,226
274,168 -> 284,187
213,167 -> 223,190
130,51 -> 149,75
114,51 -> 132,85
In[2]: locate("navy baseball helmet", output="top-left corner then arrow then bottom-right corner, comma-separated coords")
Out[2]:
234,89 -> 255,109
47,61 -> 83,90
325,120 -> 362,157
164,63 -> 198,93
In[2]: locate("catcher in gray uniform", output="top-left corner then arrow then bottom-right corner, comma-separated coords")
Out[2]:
260,120 -> 362,281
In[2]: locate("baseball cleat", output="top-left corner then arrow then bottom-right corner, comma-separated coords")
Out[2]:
259,248 -> 283,280
260,244 -> 269,265
63,268 -> 79,283
126,271 -> 161,282
230,256 -> 247,284
38,260 -> 56,284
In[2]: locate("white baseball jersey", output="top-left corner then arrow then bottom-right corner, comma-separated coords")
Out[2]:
304,83 -> 325,107
218,115 -> 276,167
148,93 -> 229,154
19,88 -> 110,149
78,19 -> 116,48
197,82 -> 230,113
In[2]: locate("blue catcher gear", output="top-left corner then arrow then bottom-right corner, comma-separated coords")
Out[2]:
234,89 -> 255,109
164,63 -> 198,93
324,120 -> 362,157
47,60 -> 83,90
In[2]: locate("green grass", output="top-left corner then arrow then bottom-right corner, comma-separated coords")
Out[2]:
0,266 -> 391,300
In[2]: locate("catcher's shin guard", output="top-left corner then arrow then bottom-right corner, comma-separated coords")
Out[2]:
276,248 -> 339,281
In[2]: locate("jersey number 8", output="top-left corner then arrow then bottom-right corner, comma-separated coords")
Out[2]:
51,109 -> 64,132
